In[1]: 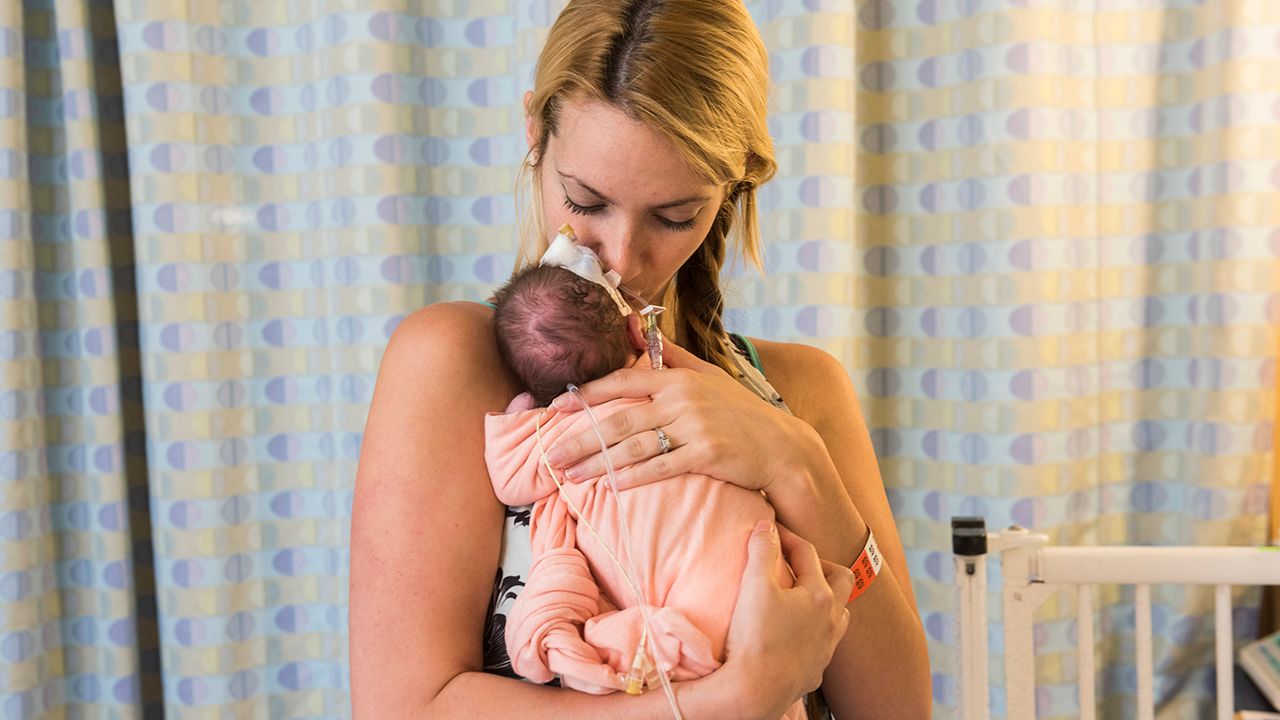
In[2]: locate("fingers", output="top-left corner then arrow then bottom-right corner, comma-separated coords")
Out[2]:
743,520 -> 782,585
654,333 -> 724,374
779,525 -> 854,606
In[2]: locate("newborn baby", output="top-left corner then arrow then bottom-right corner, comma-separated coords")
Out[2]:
484,261 -> 801,717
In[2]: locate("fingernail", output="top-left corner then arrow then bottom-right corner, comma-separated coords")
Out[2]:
754,520 -> 775,533
564,465 -> 582,481
551,395 -> 569,410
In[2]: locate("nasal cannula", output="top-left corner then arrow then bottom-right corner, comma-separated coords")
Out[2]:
534,386 -> 683,720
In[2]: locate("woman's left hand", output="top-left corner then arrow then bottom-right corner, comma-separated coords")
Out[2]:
542,330 -> 815,495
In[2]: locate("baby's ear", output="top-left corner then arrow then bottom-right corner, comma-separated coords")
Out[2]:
505,392 -> 536,414
624,313 -> 647,351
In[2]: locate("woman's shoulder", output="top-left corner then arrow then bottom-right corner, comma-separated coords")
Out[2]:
378,301 -> 519,402
739,337 -> 856,424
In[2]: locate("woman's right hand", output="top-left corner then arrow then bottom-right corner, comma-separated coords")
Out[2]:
705,522 -> 855,720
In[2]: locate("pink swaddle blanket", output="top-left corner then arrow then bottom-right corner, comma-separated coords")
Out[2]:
485,397 -> 804,719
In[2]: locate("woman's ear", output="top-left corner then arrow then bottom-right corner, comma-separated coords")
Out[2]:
524,90 -> 538,154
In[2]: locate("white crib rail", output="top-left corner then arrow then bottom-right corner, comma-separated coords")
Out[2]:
952,518 -> 1280,720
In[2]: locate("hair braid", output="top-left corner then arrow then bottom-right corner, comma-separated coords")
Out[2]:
675,193 -> 738,376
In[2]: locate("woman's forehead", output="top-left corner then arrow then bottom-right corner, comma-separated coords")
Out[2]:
548,99 -> 720,201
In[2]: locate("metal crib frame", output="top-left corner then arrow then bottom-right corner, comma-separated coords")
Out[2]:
952,516 -> 1280,720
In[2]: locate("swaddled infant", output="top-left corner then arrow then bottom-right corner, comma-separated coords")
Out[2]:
483,263 -> 802,718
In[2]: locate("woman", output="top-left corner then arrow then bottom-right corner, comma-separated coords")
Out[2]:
349,1 -> 931,718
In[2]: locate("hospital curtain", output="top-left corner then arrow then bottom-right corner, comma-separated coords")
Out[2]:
2,1 -> 1276,720
841,0 -> 1280,719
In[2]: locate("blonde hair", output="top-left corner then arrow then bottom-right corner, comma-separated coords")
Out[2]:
517,0 -> 777,374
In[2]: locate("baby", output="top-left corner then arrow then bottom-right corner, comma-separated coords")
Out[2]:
484,262 -> 802,717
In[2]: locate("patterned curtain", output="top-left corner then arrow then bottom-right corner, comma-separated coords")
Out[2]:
0,0 -> 160,717
2,0 -> 1275,718
847,0 -> 1278,718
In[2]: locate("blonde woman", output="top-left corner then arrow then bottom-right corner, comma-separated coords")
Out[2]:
349,1 -> 931,717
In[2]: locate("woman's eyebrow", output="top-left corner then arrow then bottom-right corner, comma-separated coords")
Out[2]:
560,171 -> 712,210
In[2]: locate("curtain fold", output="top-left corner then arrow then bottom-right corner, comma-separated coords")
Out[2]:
0,0 -> 158,718
1,0 -> 1275,718
853,0 -> 1278,717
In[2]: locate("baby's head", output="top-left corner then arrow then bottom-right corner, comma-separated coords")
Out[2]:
492,264 -> 635,407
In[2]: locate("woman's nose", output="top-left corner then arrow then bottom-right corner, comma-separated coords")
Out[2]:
584,222 -> 638,279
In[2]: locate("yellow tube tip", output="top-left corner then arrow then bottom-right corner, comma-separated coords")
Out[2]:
557,223 -> 576,239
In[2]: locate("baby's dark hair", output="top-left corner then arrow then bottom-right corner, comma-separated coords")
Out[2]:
492,264 -> 634,407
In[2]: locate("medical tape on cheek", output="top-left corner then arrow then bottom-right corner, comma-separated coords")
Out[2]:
847,526 -> 883,604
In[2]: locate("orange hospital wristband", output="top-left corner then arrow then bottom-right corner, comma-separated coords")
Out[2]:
847,527 -> 883,604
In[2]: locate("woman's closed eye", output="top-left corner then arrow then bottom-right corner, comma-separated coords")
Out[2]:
562,195 -> 699,233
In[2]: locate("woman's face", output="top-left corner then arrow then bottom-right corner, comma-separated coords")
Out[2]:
527,95 -> 727,306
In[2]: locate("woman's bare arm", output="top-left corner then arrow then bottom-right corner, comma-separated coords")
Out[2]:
349,304 -> 853,720
754,340 -> 930,720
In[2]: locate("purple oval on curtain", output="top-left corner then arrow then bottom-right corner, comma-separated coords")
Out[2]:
803,47 -> 844,78
465,18 -> 499,47
368,12 -> 400,42
92,444 -> 120,472
158,323 -> 195,352
256,204 -> 290,232
956,178 -> 986,210
957,48 -> 984,82
153,204 -> 188,233
262,319 -> 296,347
798,241 -> 835,271
380,256 -> 411,284
0,510 -> 32,541
424,196 -> 450,225
920,369 -> 945,399
98,501 -> 124,531
177,677 -> 208,706
804,111 -> 839,143
377,196 -> 410,224
419,77 -> 447,106
250,87 -> 285,115
107,617 -> 134,646
273,549 -> 307,576
1009,305 -> 1048,337
1130,358 -> 1165,389
415,17 -> 445,46
959,434 -> 989,464
1010,369 -> 1048,400
1131,296 -> 1164,328
221,496 -> 251,525
1190,488 -> 1227,520
1130,482 -> 1167,513
865,368 -> 901,398
168,500 -> 201,529
275,605 -> 309,633
166,441 -> 199,471
374,135 -> 407,164
149,143 -> 185,172
264,377 -> 298,404
225,611 -> 256,642
957,115 -> 986,147
923,432 -> 946,461
471,195 -> 506,225
862,246 -> 899,276
246,28 -> 281,56
796,306 -> 832,337
322,14 -> 348,44
326,76 -> 352,106
258,261 -> 292,290
919,307 -> 943,337
917,57 -> 941,88
145,82 -> 181,111
1196,424 -> 1232,456
467,78 -> 501,107
336,317 -> 364,344
1010,497 -> 1048,527
228,670 -> 258,701
171,559 -> 205,588
860,184 -> 896,214
925,613 -> 953,644
175,618 -> 206,647
141,21 -> 181,50
923,490 -> 949,521
1009,435 -> 1046,465
252,146 -> 287,173
156,263 -> 192,293
957,307 -> 986,338
1,630 -> 36,662
917,0 -> 940,24
923,552 -> 949,582
918,120 -> 942,152
163,382 -> 197,411
473,255 -> 505,283
279,662 -> 313,691
78,267 -> 109,297
857,59 -> 893,89
0,570 -> 33,601
340,374 -> 368,403
267,434 -> 301,462
863,307 -> 900,337
858,122 -> 895,153
371,73 -> 403,103
469,137 -> 504,166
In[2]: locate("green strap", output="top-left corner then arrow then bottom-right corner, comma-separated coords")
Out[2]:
730,333 -> 764,373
